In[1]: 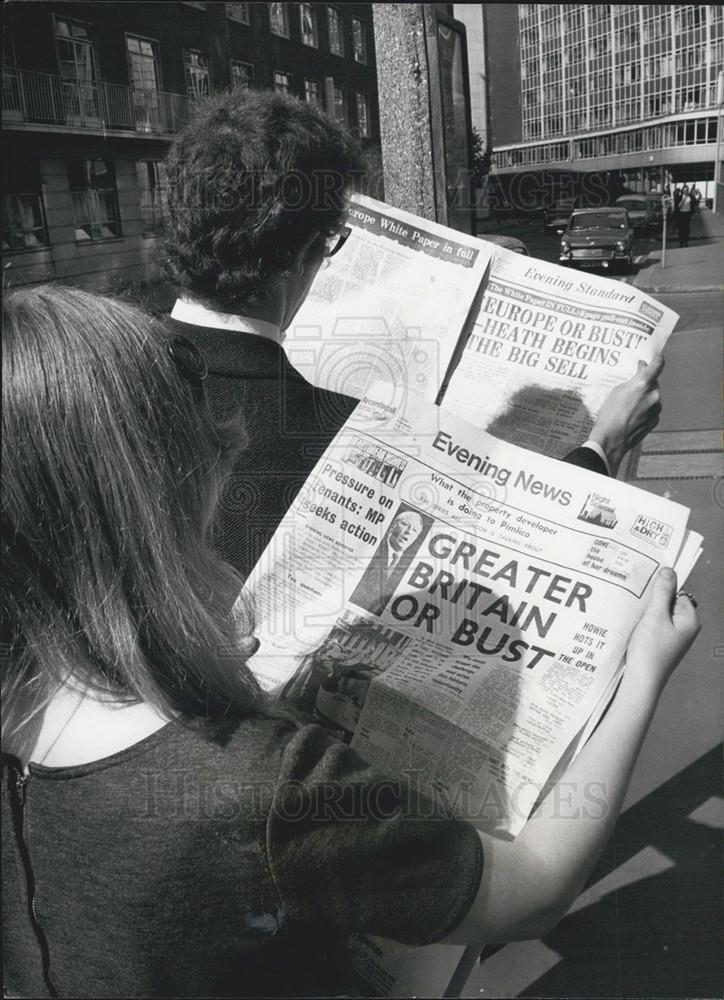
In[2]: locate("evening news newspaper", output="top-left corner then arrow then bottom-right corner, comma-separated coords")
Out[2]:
236,197 -> 702,997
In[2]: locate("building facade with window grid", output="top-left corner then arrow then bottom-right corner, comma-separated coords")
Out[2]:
484,4 -> 722,203
2,1 -> 380,294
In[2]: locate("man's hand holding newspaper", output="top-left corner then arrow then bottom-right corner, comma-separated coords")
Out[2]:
588,354 -> 664,475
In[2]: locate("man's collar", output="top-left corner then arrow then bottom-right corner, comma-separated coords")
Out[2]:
170,297 -> 283,344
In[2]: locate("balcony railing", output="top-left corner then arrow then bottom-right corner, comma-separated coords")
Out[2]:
3,68 -> 192,136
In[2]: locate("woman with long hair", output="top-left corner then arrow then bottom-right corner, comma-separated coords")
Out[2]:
2,285 -> 699,998
2,283 -> 261,760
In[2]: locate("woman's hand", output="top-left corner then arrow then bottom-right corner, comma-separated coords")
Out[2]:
446,567 -> 701,947
624,567 -> 700,696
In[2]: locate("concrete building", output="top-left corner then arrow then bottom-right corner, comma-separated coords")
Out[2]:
453,5 -> 489,147
2,2 -> 380,293
481,4 -> 723,208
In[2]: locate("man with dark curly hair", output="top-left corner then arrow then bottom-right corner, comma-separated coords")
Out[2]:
164,89 -> 664,580
164,90 -> 364,577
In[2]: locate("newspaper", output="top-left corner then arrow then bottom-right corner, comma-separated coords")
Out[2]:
439,246 -> 679,457
240,383 -> 700,997
244,384 -> 696,836
285,194 -> 679,457
284,194 -> 493,402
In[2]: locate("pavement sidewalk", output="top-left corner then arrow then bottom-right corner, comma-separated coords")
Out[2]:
632,208 -> 724,293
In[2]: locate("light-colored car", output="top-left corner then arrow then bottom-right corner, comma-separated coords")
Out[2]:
644,193 -> 665,230
479,233 -> 529,255
615,195 -> 655,230
559,208 -> 634,273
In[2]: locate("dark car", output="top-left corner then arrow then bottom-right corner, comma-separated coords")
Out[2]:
479,233 -> 529,255
559,208 -> 634,273
544,198 -> 576,232
615,195 -> 655,230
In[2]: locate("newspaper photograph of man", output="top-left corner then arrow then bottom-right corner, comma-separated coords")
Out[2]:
349,504 -> 434,616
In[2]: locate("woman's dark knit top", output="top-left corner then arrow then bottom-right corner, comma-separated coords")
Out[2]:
2,717 -> 482,998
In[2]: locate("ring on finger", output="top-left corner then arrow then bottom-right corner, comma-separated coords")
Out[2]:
676,590 -> 698,608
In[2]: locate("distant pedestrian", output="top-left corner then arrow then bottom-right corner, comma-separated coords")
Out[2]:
673,185 -> 694,247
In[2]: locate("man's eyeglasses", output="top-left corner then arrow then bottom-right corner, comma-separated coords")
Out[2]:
323,225 -> 352,258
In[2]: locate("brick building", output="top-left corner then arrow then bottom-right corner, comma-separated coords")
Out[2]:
2,2 -> 380,293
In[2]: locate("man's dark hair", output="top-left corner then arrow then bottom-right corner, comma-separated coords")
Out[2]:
163,89 -> 365,307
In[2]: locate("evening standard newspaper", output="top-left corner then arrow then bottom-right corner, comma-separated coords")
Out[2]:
284,194 -> 493,402
439,245 -> 679,457
284,194 -> 679,458
240,383 -> 701,998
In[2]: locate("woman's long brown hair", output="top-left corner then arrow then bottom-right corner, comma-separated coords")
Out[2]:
2,285 -> 268,757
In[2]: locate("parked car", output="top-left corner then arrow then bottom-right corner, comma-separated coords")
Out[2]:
644,193 -> 665,230
479,233 -> 529,255
615,195 -> 655,230
544,199 -> 576,232
559,208 -> 634,273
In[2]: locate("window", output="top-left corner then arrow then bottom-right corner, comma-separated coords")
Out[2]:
225,2 -> 250,23
300,4 -> 318,46
269,3 -> 289,37
355,92 -> 369,137
2,159 -> 49,250
126,35 -> 161,131
136,161 -> 168,234
352,17 -> 367,63
54,16 -> 99,119
231,60 -> 254,89
3,26 -> 21,113
184,49 -> 210,100
2,25 -> 16,74
328,6 -> 343,55
304,77 -> 322,107
69,159 -> 120,241
273,70 -> 292,94
332,85 -> 345,124
126,36 -> 160,92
